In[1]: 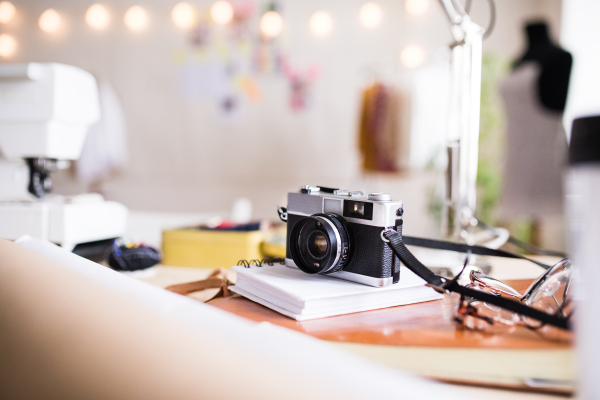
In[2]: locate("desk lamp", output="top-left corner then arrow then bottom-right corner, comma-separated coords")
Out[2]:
437,0 -> 507,248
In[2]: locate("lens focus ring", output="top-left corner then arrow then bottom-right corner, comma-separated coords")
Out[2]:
289,213 -> 351,275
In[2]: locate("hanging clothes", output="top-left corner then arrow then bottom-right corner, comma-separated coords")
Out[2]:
358,83 -> 401,173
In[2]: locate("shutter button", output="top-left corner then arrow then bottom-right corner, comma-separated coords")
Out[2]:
368,193 -> 391,201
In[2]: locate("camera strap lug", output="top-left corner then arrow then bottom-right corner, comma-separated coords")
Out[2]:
277,206 -> 288,222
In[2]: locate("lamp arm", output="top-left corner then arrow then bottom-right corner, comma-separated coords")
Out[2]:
438,0 -> 467,25
437,1 -> 486,243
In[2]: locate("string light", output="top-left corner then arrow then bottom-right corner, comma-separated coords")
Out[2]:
400,45 -> 425,68
309,11 -> 332,36
39,9 -> 61,33
86,4 -> 110,30
359,3 -> 382,28
405,0 -> 430,16
0,33 -> 16,57
0,1 -> 15,24
172,2 -> 195,29
124,5 -> 148,31
210,1 -> 233,25
260,11 -> 283,38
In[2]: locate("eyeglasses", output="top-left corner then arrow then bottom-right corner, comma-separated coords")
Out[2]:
452,257 -> 573,332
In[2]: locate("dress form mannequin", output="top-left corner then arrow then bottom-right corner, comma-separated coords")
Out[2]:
515,22 -> 572,112
498,22 -> 572,245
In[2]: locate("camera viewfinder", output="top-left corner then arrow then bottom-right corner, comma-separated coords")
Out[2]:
343,200 -> 373,220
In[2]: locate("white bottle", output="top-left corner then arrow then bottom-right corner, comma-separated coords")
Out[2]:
566,115 -> 600,400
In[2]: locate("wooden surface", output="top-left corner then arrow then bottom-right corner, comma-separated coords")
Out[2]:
208,279 -> 572,349
128,214 -> 572,398
135,266 -> 572,399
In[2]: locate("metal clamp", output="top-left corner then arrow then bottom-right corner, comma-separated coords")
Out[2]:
380,228 -> 394,243
277,206 -> 288,222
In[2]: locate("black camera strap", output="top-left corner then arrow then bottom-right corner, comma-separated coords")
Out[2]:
382,226 -> 570,330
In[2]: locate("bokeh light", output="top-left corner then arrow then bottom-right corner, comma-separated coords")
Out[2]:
210,1 -> 233,25
359,3 -> 382,28
172,2 -> 196,29
400,45 -> 425,68
309,11 -> 332,36
0,1 -> 16,24
86,4 -> 110,30
260,11 -> 283,38
405,0 -> 430,16
124,5 -> 148,31
39,9 -> 61,33
0,33 -> 16,57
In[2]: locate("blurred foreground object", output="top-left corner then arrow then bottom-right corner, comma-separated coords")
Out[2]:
566,116 -> 600,399
0,236 -> 468,400
0,63 -> 127,250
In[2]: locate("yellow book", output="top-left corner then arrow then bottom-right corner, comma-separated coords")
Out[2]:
162,228 -> 264,268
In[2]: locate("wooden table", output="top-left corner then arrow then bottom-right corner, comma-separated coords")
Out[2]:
137,261 -> 572,399
208,279 -> 570,349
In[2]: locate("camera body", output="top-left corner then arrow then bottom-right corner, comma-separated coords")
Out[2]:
285,185 -> 404,287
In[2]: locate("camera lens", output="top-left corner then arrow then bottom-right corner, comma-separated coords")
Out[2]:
308,232 -> 329,257
289,213 -> 352,275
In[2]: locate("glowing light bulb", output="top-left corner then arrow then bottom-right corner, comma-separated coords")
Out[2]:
309,11 -> 332,36
124,5 -> 148,31
359,3 -> 382,28
86,4 -> 110,30
0,1 -> 16,24
405,0 -> 430,16
260,11 -> 283,38
39,9 -> 61,33
210,1 -> 233,25
400,45 -> 425,68
172,2 -> 195,29
0,33 -> 16,57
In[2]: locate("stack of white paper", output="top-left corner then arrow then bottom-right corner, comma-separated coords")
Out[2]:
230,265 -> 442,320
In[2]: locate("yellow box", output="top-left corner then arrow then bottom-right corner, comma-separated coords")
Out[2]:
260,241 -> 286,259
161,228 -> 264,268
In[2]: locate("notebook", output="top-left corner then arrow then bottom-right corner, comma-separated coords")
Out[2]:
230,264 -> 442,320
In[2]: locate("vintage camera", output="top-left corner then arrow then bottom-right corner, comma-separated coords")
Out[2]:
284,185 -> 404,287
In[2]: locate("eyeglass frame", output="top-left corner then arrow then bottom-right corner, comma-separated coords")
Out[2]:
455,257 -> 573,329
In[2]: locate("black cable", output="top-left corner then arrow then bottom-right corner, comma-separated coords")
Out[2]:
403,235 -> 552,270
483,0 -> 496,39
476,219 -> 567,258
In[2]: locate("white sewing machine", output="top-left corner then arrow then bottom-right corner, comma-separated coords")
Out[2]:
0,63 -> 127,250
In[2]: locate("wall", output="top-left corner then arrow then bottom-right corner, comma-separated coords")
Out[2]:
1,0 -> 562,235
